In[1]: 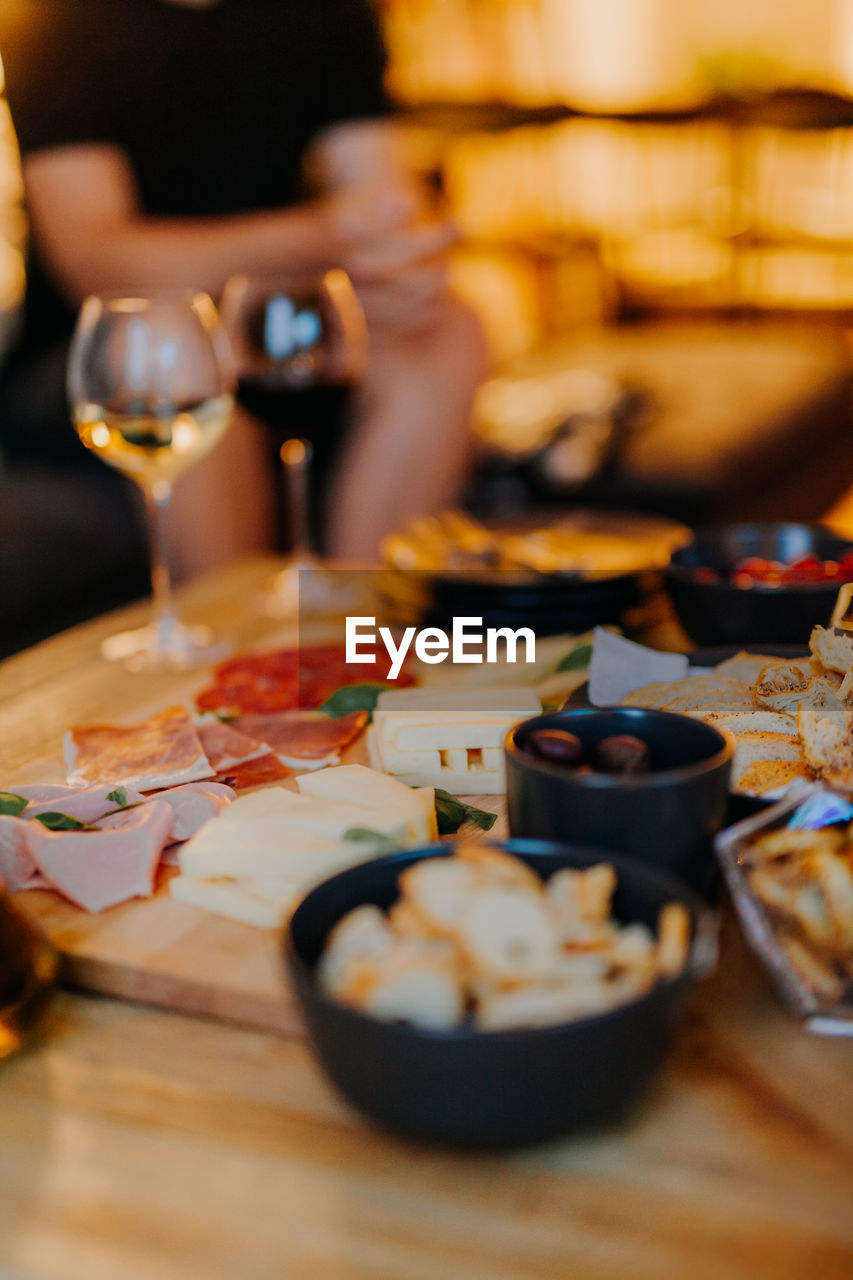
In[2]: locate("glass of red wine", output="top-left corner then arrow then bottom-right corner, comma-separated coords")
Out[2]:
220,270 -> 366,616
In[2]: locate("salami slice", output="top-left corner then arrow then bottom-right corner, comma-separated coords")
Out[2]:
229,710 -> 367,767
194,643 -> 416,714
64,706 -> 214,792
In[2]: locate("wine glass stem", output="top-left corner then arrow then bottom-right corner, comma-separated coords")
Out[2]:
143,479 -> 177,641
281,438 -> 313,563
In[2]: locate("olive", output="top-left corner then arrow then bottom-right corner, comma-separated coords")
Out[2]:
593,734 -> 652,775
525,728 -> 585,767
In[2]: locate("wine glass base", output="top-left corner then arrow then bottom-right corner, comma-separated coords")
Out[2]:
101,621 -> 227,672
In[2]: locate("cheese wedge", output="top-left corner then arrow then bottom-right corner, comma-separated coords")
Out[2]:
295,764 -> 437,842
179,818 -> 384,880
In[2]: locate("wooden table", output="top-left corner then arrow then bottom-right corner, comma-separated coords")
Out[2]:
0,558 -> 851,1280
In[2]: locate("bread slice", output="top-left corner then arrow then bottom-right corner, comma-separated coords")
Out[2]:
752,661 -> 843,716
797,703 -> 853,790
729,730 -> 801,776
735,759 -> 813,796
710,710 -> 797,735
809,625 -> 853,674
714,652 -> 791,683
622,676 -> 750,710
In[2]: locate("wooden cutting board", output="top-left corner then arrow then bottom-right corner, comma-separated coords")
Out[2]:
0,559 -> 509,1037
10,736 -> 507,1038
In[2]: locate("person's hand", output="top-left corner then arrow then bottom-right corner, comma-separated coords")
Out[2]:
326,183 -> 458,334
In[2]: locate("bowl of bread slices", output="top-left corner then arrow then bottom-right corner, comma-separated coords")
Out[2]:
287,840 -> 709,1147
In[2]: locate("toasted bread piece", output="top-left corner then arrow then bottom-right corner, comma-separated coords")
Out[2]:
797,704 -> 853,790
809,625 -> 853,674
711,710 -> 797,736
714,652 -> 790,683
753,662 -> 843,716
730,732 -> 801,783
621,676 -> 749,710
735,759 -> 812,796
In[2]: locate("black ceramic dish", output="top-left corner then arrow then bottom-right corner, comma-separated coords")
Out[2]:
505,707 -> 732,894
287,840 -> 709,1148
665,523 -> 853,645
425,570 -> 641,638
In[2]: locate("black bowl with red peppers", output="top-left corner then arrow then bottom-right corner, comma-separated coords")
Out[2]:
505,707 -> 732,894
664,523 -> 853,646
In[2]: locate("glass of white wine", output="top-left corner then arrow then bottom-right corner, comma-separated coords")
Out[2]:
68,290 -> 236,670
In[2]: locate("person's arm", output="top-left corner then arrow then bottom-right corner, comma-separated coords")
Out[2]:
21,143 -> 354,304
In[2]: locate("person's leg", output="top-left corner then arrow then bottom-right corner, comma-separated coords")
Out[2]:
324,296 -> 486,561
168,403 -> 277,578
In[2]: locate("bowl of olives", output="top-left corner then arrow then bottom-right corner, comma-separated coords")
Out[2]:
504,707 -> 733,894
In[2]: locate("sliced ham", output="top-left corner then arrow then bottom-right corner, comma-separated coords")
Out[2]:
25,783 -> 145,826
27,800 -> 174,913
11,783 -> 80,804
63,706 -> 214,792
0,816 -> 45,892
96,781 -> 236,843
229,710 -> 367,768
195,717 -> 269,770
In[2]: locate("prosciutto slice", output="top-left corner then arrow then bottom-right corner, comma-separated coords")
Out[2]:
229,710 -> 367,768
26,800 -> 174,913
195,717 -> 269,771
214,752 -> 291,790
0,816 -> 44,893
64,706 -> 214,792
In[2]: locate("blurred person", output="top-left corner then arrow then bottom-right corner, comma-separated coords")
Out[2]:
0,0 -> 485,570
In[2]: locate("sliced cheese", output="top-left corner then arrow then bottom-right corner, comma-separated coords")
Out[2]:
295,763 -> 437,842
390,765 -> 505,794
169,873 -> 301,928
370,687 -> 538,789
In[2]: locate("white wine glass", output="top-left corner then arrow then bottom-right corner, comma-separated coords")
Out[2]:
68,290 -> 236,670
220,269 -> 366,616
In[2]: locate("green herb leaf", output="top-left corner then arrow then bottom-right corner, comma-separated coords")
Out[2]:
432,788 -> 497,835
556,643 -> 593,672
342,827 -> 402,855
106,787 -> 128,807
0,792 -> 29,817
214,710 -> 237,723
319,683 -> 391,723
32,811 -> 94,832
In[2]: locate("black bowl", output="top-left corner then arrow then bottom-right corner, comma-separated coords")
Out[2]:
287,840 -> 709,1148
665,523 -> 853,646
505,707 -> 732,894
426,570 -> 641,638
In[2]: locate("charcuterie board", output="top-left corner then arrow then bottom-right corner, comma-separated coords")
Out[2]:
8,729 -> 507,1037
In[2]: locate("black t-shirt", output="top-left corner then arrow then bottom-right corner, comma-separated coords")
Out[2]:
0,0 -> 391,363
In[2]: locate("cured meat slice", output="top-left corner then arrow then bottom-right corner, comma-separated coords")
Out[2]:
11,783 -> 80,805
195,717 -> 269,770
94,783 -> 235,842
194,643 -> 416,714
214,752 -> 291,790
229,711 -> 367,768
25,783 -> 146,826
63,706 -> 214,792
27,801 -> 174,913
0,816 -> 44,893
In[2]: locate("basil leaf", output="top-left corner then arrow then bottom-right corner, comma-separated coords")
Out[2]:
556,643 -> 593,672
319,683 -> 391,723
106,787 -> 128,807
32,811 -> 94,831
432,788 -> 497,835
342,827 -> 402,855
0,792 -> 29,817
